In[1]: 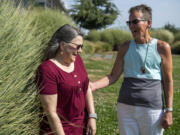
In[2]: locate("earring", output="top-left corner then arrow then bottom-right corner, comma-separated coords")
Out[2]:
148,31 -> 151,35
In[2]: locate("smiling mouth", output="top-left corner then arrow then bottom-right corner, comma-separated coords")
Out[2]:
72,53 -> 77,57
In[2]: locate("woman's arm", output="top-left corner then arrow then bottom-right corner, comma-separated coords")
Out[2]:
91,41 -> 130,91
39,94 -> 65,135
85,85 -> 96,135
158,40 -> 173,129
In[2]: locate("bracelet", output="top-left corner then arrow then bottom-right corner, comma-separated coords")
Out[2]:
165,107 -> 173,112
89,113 -> 97,119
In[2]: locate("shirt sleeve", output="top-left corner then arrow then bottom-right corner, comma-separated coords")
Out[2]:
36,64 -> 58,94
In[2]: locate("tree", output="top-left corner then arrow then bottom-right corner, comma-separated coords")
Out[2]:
164,23 -> 178,34
70,0 -> 119,30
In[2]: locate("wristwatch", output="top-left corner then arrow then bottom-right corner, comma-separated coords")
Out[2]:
165,107 -> 173,112
89,113 -> 97,119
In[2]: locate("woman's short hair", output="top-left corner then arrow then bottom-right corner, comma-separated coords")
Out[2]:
44,24 -> 82,60
129,4 -> 152,21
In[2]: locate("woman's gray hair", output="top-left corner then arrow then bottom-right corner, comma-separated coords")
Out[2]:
44,24 -> 82,60
129,4 -> 152,21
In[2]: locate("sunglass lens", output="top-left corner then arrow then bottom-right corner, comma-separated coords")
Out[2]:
126,21 -> 130,25
132,19 -> 139,24
77,45 -> 83,50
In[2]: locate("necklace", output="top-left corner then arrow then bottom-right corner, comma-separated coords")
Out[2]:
135,39 -> 151,74
53,56 -> 74,69
141,41 -> 150,74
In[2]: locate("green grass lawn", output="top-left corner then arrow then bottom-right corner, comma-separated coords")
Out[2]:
83,53 -> 180,135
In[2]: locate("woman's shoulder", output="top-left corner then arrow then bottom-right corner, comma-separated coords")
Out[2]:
39,60 -> 56,73
157,39 -> 171,55
117,40 -> 131,56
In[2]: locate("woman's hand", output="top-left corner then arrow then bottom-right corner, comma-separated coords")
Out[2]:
89,82 -> 96,92
161,112 -> 173,129
86,118 -> 96,135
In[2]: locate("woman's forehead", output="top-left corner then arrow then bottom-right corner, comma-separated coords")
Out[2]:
129,11 -> 143,19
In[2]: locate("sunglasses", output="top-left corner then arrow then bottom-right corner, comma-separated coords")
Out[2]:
64,41 -> 83,50
126,19 -> 147,26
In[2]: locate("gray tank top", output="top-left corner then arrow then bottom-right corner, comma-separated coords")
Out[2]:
118,77 -> 163,109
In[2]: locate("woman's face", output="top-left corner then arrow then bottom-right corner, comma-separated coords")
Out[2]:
128,11 -> 149,40
61,35 -> 83,63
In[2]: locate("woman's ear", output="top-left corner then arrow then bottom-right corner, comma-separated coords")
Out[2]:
59,41 -> 64,51
58,42 -> 65,55
147,20 -> 152,28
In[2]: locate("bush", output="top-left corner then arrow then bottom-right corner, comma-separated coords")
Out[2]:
151,29 -> 174,44
0,1 -> 75,134
111,29 -> 132,50
172,41 -> 180,54
85,30 -> 101,42
94,41 -> 112,53
174,32 -> 180,42
100,29 -> 132,51
83,40 -> 95,54
31,7 -> 75,45
100,29 -> 114,48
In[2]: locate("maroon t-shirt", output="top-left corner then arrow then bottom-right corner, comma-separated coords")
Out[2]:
36,55 -> 89,135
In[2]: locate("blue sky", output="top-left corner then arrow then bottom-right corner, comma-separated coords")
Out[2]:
113,0 -> 180,28
65,0 -> 180,29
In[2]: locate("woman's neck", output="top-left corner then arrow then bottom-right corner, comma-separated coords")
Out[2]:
55,55 -> 72,67
135,31 -> 152,44
135,36 -> 152,44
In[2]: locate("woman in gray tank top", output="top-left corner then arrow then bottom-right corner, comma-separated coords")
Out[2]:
90,4 -> 173,135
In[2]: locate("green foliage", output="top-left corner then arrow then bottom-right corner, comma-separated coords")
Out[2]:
0,2 -> 41,134
100,29 -> 132,50
83,39 -> 112,54
94,41 -> 112,52
172,41 -> 180,54
85,30 -> 101,42
174,32 -> 180,42
151,29 -> 174,44
70,0 -> 118,30
0,1 -> 75,134
111,29 -> 132,50
31,7 -> 75,45
100,29 -> 115,48
83,40 -> 95,54
164,23 -> 179,34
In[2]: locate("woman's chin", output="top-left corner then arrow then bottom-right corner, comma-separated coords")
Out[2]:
70,55 -> 77,62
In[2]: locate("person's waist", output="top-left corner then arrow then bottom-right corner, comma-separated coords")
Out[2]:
124,72 -> 162,80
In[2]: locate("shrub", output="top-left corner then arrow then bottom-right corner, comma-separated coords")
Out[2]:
0,1 -> 75,134
85,30 -> 101,42
94,41 -> 112,53
31,7 -> 75,44
100,29 -> 114,47
100,29 -> 132,51
111,29 -> 132,50
174,32 -> 180,42
83,40 -> 95,54
151,29 -> 174,44
172,41 -> 180,54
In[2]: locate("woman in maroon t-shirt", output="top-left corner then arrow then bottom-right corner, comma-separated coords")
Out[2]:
36,24 -> 96,135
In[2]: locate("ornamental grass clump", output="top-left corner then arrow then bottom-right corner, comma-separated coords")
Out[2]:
0,2 -> 43,135
151,29 -> 174,44
0,1 -> 74,134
